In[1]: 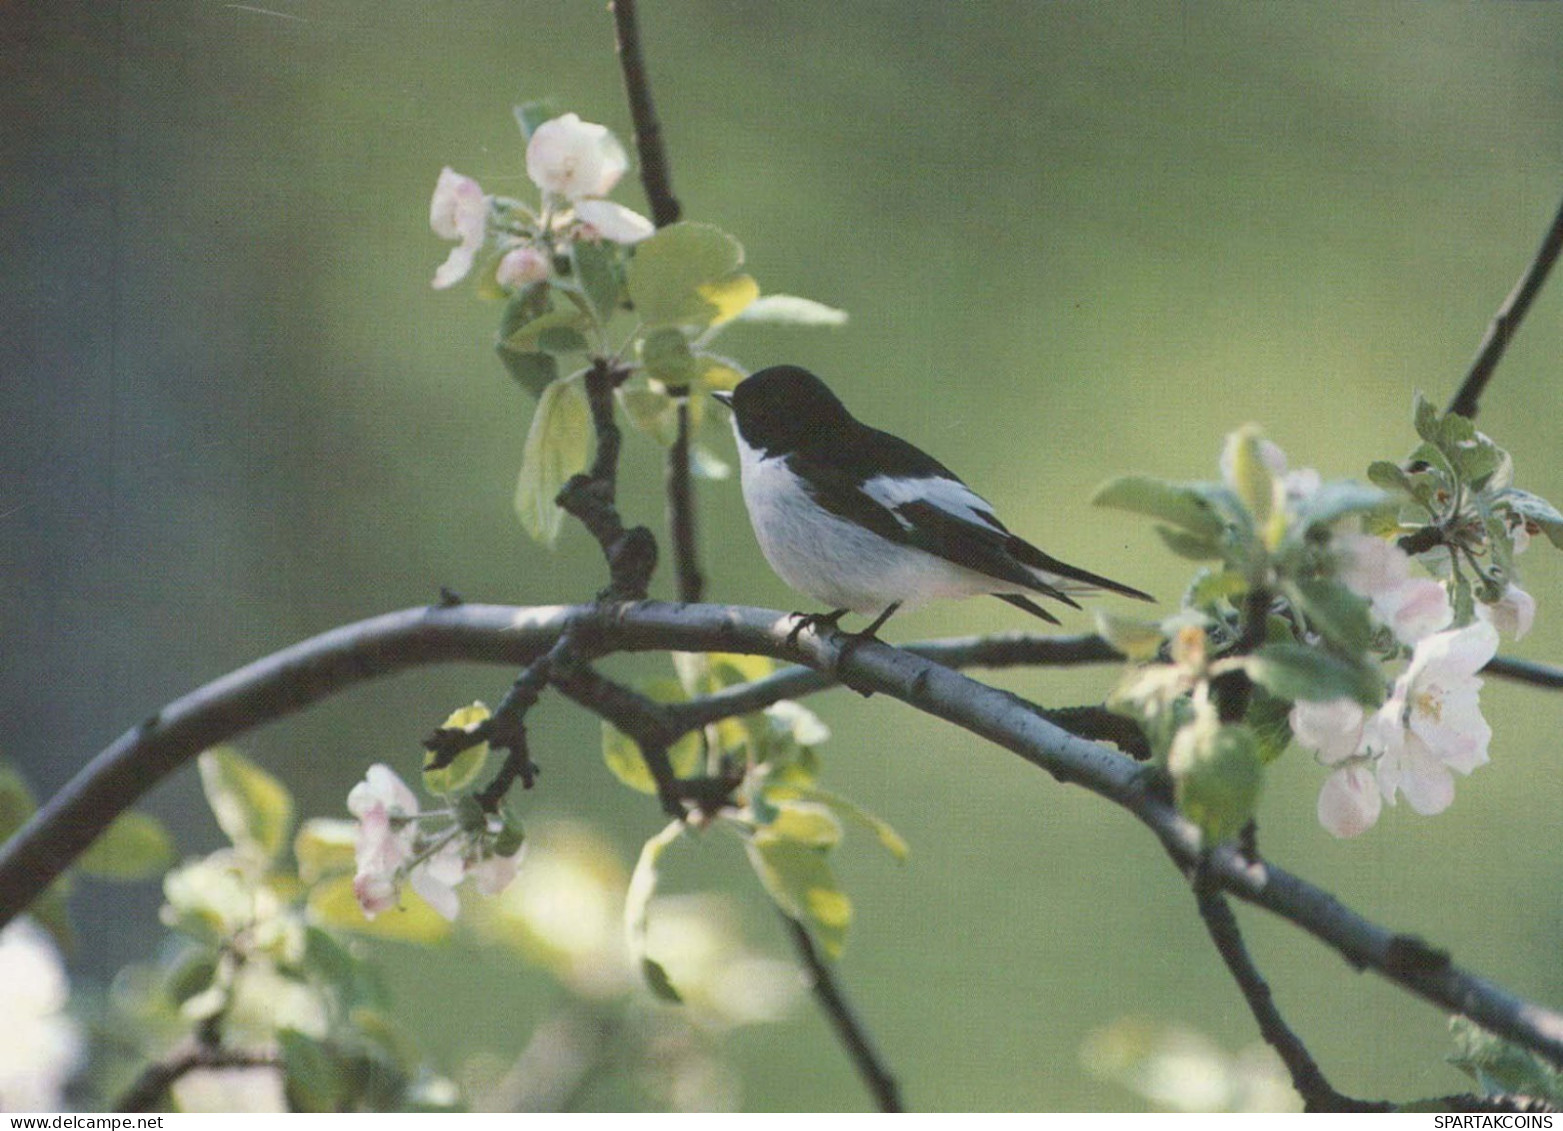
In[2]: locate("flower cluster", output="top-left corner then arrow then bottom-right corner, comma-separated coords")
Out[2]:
349,764 -> 523,921
429,112 -> 654,292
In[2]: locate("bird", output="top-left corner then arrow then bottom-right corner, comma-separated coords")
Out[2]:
712,365 -> 1153,645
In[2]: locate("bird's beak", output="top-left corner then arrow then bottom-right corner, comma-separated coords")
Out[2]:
711,391 -> 733,409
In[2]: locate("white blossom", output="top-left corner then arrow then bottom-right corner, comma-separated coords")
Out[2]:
429,167 -> 488,289
1480,582 -> 1535,641
526,113 -> 628,201
348,764 -> 420,919
1316,764 -> 1382,839
0,919 -> 81,1111
1335,532 -> 1452,645
574,198 -> 655,245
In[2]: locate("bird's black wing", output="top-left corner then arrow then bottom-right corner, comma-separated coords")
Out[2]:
787,451 -> 1081,606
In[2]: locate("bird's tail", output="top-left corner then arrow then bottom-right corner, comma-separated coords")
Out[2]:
1007,537 -> 1155,603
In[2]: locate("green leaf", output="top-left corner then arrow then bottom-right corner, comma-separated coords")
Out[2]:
626,222 -> 755,328
694,355 -> 746,392
1288,481 -> 1389,535
601,723 -> 702,796
1448,1016 -> 1563,1103
1366,460 -> 1415,497
625,821 -> 686,1003
1186,568 -> 1248,610
1407,440 -> 1455,482
1092,476 -> 1227,539
78,811 -> 177,880
496,346 -> 559,399
1155,525 -> 1224,561
422,702 -> 491,795
1244,687 -> 1295,765
766,784 -> 910,862
763,801 -> 843,848
639,326 -> 698,386
735,294 -> 849,326
1245,644 -> 1383,706
1093,612 -> 1164,661
280,1027 -> 350,1112
0,763 -> 37,842
571,238 -> 621,324
198,747 -> 293,862
1494,488 -> 1563,549
745,833 -> 852,958
536,325 -> 589,355
502,307 -> 588,353
1287,578 -> 1374,654
512,100 -> 560,141
1222,426 -> 1274,527
515,374 -> 592,545
1168,713 -> 1264,845
1412,390 -> 1440,443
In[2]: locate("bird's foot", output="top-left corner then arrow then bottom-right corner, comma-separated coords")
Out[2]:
786,608 -> 849,646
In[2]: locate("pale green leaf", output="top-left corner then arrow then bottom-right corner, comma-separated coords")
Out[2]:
601,722 -> 702,795
639,326 -> 697,386
307,875 -> 452,945
496,346 -> 558,399
768,784 -> 910,862
1245,644 -> 1383,706
1093,476 -> 1227,539
736,294 -> 849,327
78,811 -> 177,880
571,237 -> 621,324
625,821 -> 687,1003
294,819 -> 358,884
626,222 -> 753,329
1168,714 -> 1263,845
515,374 -> 592,545
422,702 -> 491,795
198,747 -> 293,861
745,833 -> 852,957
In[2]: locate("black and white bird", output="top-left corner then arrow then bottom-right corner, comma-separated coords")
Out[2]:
713,365 -> 1153,642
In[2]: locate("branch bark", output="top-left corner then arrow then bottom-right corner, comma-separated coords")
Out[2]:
1446,190 -> 1563,420
610,0 -> 680,228
3,602 -> 1561,1071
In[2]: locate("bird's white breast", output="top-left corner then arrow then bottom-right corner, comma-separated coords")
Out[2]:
732,430 -> 1024,614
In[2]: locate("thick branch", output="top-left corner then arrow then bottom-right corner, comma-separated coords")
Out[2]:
117,1047 -> 282,1113
1193,869 -> 1389,1112
610,0 -> 680,227
782,914 -> 903,1113
1447,190 -> 1563,420
4,603 -> 1562,1070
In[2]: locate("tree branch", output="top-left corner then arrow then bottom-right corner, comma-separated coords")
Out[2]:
1446,190 -> 1563,420
1192,866 -> 1389,1112
117,1047 -> 282,1113
610,0 -> 681,227
4,603 -> 1562,1071
666,394 -> 705,603
781,914 -> 903,1112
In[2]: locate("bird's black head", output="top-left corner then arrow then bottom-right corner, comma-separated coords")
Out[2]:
715,365 -> 855,455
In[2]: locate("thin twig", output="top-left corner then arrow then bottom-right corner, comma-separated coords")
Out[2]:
1485,654 -> 1563,690
1192,864 -> 1389,1112
5,604 -> 1563,1070
667,394 -> 705,602
117,1047 -> 282,1113
1447,190 -> 1563,419
610,0 -> 680,227
782,914 -> 904,1112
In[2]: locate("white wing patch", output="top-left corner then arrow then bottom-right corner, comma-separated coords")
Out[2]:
861,474 -> 1000,530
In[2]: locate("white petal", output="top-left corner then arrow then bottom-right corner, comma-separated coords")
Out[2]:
574,198 -> 656,245
1335,532 -> 1410,600
1288,699 -> 1366,765
348,764 -> 418,817
430,167 -> 484,240
1480,583 -> 1535,641
1317,765 -> 1381,838
1407,619 -> 1500,685
410,865 -> 461,921
495,245 -> 550,288
526,113 -> 626,200
432,243 -> 477,290
1380,578 -> 1453,646
1391,736 -> 1457,815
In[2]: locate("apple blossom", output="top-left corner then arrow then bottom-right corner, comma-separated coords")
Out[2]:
348,764 -> 420,919
1334,531 -> 1452,646
1373,619 -> 1498,815
429,167 -> 488,289
525,113 -> 628,200
574,198 -> 656,245
1480,582 -> 1535,641
1316,764 -> 1382,839
0,918 -> 81,1111
495,245 -> 551,290
1289,698 -> 1387,837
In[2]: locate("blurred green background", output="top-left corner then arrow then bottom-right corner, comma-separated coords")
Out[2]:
5,0 -> 1563,1111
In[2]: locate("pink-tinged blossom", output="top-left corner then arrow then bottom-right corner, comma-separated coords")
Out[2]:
1335,532 -> 1452,646
495,245 -> 551,289
409,839 -> 466,922
574,198 -> 655,245
526,114 -> 628,201
429,167 -> 488,289
1316,764 -> 1383,839
1374,619 -> 1498,816
348,765 -> 420,919
1480,583 -> 1535,641
470,846 -> 524,896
